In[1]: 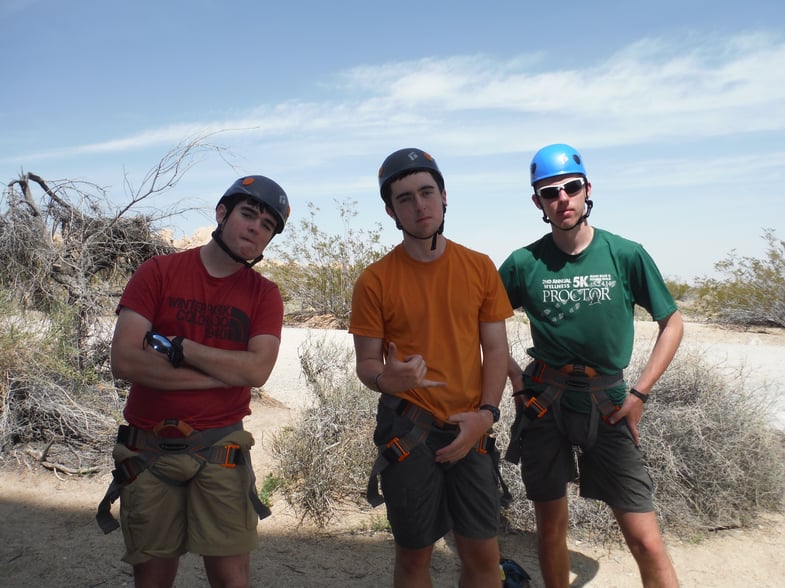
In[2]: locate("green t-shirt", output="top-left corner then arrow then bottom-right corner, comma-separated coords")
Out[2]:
499,228 -> 677,412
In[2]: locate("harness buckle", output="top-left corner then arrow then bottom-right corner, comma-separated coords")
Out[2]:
153,419 -> 195,437
476,432 -> 492,454
524,395 -> 549,419
560,364 -> 598,378
592,390 -> 622,424
531,361 -> 547,384
112,458 -> 145,484
218,443 -> 241,468
600,406 -> 621,424
385,437 -> 410,462
562,364 -> 597,389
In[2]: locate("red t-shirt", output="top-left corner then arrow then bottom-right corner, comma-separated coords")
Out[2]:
117,247 -> 283,429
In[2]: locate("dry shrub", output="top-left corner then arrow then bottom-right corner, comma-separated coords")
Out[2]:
266,199 -> 387,329
0,297 -> 121,470
639,347 -> 785,536
269,332 -> 378,527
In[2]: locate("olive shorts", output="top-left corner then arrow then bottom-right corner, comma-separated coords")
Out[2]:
114,430 -> 258,565
517,409 -> 655,512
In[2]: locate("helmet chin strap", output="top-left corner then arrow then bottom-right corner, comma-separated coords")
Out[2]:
540,198 -> 594,232
394,205 -> 447,250
211,223 -> 265,268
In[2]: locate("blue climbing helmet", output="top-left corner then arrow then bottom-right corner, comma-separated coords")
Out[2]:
529,143 -> 587,185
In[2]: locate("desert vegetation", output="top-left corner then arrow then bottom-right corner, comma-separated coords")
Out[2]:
270,326 -> 785,543
264,198 -> 388,328
0,138 -> 783,545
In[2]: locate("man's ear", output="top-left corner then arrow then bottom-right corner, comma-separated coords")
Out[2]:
531,194 -> 542,210
385,204 -> 396,220
216,203 -> 228,224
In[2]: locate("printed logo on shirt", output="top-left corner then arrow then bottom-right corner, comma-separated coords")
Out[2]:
168,298 -> 250,342
540,274 -> 616,323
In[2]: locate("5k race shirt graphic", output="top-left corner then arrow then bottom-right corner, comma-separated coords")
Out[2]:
540,274 -> 617,323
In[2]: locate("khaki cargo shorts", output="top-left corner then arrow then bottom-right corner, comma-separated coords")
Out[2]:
114,429 -> 258,565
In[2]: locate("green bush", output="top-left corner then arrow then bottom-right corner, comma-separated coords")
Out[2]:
258,473 -> 283,508
665,277 -> 691,301
694,229 -> 785,328
266,198 -> 387,328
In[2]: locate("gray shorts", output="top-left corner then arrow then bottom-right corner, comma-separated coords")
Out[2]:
515,407 -> 654,512
376,410 -> 500,549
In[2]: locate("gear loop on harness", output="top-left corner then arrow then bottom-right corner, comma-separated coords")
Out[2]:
505,359 -> 624,465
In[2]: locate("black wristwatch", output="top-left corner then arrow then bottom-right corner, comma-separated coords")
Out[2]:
479,404 -> 500,423
144,332 -> 185,368
629,388 -> 649,403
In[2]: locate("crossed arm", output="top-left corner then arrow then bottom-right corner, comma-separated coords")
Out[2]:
110,308 -> 280,390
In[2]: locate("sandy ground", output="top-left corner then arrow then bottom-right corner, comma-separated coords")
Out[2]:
1,321 -> 784,587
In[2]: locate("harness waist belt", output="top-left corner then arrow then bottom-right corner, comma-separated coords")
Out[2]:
96,420 -> 271,534
504,360 -> 623,464
366,395 -> 505,508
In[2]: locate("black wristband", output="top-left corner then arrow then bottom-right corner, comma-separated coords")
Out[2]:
168,336 -> 184,368
479,403 -> 500,423
629,388 -> 648,403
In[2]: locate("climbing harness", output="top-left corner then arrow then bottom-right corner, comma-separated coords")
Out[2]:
96,419 -> 270,534
366,395 -> 511,508
504,360 -> 624,465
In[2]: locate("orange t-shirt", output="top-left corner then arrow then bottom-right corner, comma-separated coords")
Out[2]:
349,240 -> 513,422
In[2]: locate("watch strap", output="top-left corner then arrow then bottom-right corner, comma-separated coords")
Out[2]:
629,388 -> 648,403
479,403 -> 500,423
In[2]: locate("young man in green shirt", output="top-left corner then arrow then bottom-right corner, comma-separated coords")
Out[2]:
499,143 -> 682,588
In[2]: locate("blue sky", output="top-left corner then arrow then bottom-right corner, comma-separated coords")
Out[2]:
2,0 -> 784,282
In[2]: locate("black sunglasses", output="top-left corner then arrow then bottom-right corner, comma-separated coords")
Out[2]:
535,178 -> 586,200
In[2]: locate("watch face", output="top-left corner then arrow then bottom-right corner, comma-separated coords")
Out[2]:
146,332 -> 172,353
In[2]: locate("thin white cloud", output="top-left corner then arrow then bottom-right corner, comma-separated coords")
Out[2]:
10,32 -> 785,169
